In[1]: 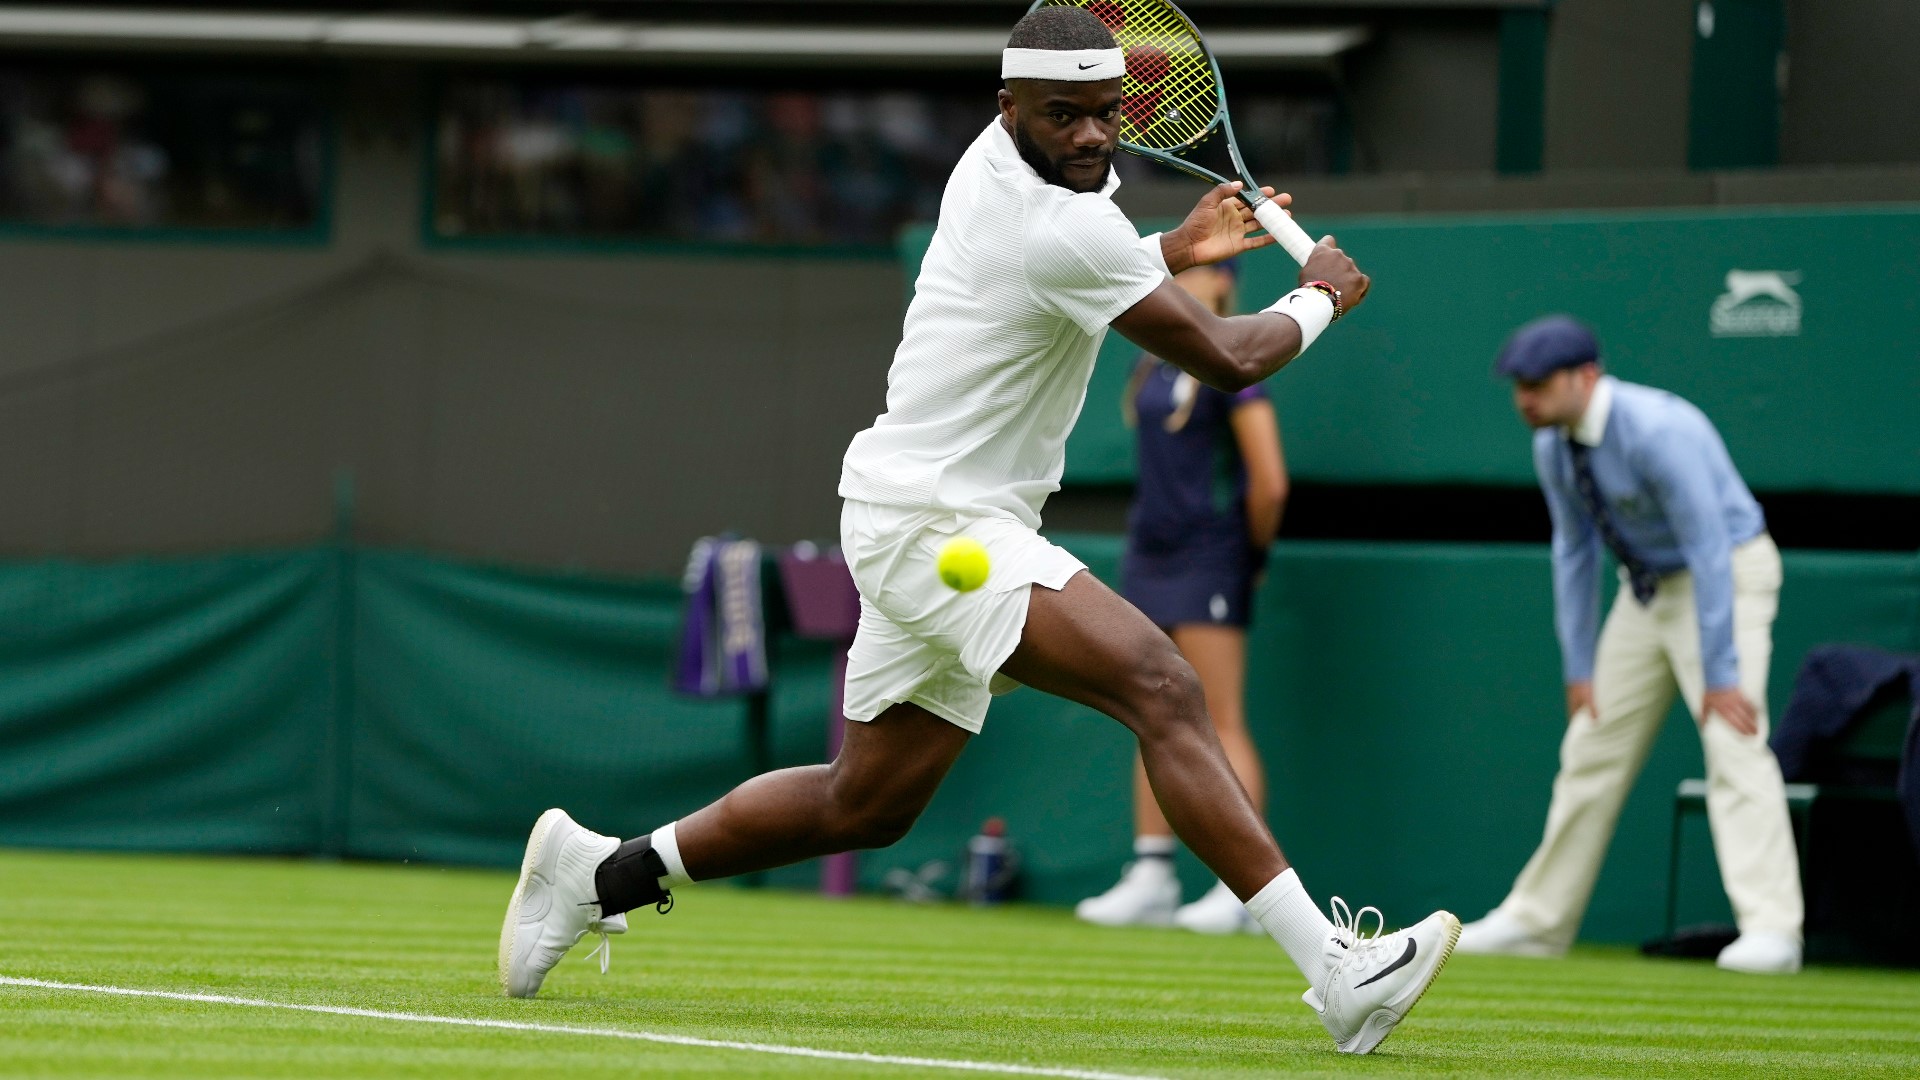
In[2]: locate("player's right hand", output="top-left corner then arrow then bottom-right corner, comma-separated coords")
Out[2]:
1300,236 -> 1370,312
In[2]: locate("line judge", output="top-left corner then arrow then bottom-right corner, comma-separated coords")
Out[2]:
1459,314 -> 1804,975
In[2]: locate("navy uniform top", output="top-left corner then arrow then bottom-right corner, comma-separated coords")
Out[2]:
1125,357 -> 1267,570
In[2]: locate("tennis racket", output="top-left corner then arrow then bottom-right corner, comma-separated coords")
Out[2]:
1026,0 -> 1318,266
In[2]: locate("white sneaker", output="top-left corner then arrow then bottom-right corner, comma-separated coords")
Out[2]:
1075,859 -> 1180,927
499,808 -> 624,998
1455,908 -> 1570,958
1174,879 -> 1259,935
1716,930 -> 1802,974
1303,899 -> 1461,1055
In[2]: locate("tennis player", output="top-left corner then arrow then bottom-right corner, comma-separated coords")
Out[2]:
1078,260 -> 1287,935
502,7 -> 1458,1054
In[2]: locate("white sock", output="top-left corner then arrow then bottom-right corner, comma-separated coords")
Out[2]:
653,820 -> 694,890
1246,869 -> 1336,982
1134,835 -> 1176,859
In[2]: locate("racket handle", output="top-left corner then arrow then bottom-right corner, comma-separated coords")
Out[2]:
1252,198 -> 1317,266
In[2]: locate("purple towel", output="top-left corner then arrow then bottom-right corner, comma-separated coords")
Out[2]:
674,537 -> 768,696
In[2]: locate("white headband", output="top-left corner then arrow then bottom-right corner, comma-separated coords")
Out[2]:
1001,47 -> 1126,82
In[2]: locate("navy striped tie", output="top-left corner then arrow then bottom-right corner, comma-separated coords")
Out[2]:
1568,442 -> 1661,605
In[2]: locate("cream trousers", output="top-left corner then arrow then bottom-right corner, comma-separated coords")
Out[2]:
1499,534 -> 1804,941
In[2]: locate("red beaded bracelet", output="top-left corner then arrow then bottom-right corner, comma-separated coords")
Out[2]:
1302,280 -> 1344,321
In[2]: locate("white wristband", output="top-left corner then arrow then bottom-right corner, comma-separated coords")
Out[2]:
1137,232 -> 1170,278
1264,288 -> 1336,353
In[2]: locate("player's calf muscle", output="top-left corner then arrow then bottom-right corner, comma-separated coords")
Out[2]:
824,791 -> 920,851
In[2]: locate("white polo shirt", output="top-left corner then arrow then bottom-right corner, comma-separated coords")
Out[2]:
838,117 -> 1167,529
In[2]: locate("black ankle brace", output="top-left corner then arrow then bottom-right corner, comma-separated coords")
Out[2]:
594,834 -> 673,917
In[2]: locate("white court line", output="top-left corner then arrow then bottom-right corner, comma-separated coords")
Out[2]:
0,975 -> 1167,1080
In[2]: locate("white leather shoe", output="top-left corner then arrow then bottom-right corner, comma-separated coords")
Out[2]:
499,808 -> 622,998
1303,900 -> 1461,1055
1173,879 -> 1259,935
1716,930 -> 1802,974
1455,908 -> 1570,958
1075,859 -> 1180,927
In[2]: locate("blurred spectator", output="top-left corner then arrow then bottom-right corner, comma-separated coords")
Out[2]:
1075,261 -> 1288,936
0,65 -> 322,230
435,80 -> 1338,247
435,81 -> 981,246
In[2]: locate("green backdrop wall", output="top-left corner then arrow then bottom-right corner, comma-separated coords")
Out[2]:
0,552 -> 337,853
900,206 -> 1920,491
0,540 -> 1912,943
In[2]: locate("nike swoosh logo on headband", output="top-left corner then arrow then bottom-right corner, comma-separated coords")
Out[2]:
1078,62 -> 1098,69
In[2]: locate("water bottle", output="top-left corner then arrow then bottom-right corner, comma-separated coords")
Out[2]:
964,817 -> 1014,905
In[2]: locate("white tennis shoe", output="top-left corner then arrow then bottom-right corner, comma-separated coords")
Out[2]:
1302,899 -> 1461,1055
1075,859 -> 1181,927
1173,879 -> 1260,935
1455,908 -> 1571,957
499,808 -> 625,998
1716,930 -> 1802,974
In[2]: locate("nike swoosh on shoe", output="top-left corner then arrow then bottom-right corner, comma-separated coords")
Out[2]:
1354,939 -> 1416,988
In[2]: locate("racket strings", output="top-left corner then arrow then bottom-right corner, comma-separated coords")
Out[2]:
1043,0 -> 1218,152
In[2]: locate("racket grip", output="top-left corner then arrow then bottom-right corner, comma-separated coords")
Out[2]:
1252,199 -> 1317,266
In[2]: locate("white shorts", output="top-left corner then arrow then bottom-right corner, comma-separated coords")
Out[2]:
839,500 -> 1086,734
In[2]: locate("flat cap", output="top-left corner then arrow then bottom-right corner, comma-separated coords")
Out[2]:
1494,314 -> 1600,381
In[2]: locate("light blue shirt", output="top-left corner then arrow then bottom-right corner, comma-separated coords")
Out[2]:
1533,376 -> 1767,690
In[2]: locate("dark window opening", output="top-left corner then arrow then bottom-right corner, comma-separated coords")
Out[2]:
1046,483 -> 1920,553
431,70 -> 1342,249
0,58 -> 326,232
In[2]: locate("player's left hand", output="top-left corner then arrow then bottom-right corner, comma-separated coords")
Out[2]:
1166,182 -> 1281,273
1701,687 -> 1759,736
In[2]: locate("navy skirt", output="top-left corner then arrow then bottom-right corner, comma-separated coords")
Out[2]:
1122,537 -> 1261,631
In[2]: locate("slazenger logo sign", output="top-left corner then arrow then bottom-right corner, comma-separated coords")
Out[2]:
1710,269 -> 1802,337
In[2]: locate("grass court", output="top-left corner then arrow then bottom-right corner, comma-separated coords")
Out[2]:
2,848 -> 1915,1078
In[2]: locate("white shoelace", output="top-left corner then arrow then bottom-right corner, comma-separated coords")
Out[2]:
583,925 -> 613,974
583,910 -> 624,975
1327,897 -> 1395,974
580,898 -> 651,976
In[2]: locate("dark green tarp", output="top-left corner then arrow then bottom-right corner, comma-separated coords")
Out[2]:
0,540 -> 1912,942
0,552 -> 337,853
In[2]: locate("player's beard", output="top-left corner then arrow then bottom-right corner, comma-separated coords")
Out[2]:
1013,120 -> 1112,193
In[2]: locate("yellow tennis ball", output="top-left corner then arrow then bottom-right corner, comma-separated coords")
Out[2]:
936,537 -> 991,593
